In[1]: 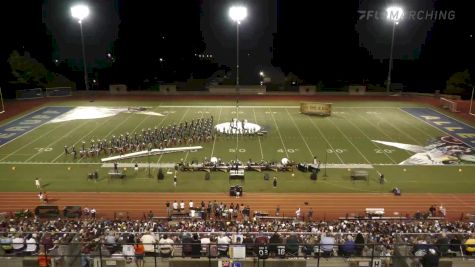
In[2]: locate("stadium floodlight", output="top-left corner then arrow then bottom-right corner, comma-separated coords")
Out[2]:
229,5 -> 247,88
71,4 -> 90,91
386,6 -> 404,94
259,71 -> 264,77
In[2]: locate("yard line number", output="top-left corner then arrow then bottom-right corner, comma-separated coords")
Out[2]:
277,148 -> 299,153
374,148 -> 394,153
229,148 -> 246,153
35,147 -> 53,152
326,148 -> 347,154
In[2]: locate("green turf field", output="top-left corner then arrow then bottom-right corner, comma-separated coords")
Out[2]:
0,99 -> 474,193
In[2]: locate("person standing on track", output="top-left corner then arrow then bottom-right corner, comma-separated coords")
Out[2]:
35,178 -> 41,190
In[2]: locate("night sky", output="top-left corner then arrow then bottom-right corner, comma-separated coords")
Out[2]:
0,0 -> 473,92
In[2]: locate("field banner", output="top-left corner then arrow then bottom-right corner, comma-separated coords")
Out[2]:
300,102 -> 332,116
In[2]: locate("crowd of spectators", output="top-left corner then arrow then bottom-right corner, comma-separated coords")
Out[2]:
1,215 -> 475,265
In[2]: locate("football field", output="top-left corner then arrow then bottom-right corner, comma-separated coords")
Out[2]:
0,99 -> 474,193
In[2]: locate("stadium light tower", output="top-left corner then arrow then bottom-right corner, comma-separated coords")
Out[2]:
229,5 -> 247,161
386,6 -> 403,94
71,4 -> 90,91
229,5 -> 247,89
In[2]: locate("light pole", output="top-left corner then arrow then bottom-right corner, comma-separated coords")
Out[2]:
229,5 -> 247,161
386,6 -> 403,94
259,71 -> 264,86
71,4 -> 90,91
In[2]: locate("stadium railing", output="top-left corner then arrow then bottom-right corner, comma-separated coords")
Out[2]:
15,88 -> 43,100
1,232 -> 473,267
45,87 -> 72,97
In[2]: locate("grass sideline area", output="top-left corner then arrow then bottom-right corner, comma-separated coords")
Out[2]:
0,98 -> 474,193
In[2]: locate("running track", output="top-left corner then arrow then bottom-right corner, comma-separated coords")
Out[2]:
1,192 -> 475,220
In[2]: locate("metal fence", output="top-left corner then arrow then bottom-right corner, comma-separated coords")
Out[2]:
1,237 -> 474,267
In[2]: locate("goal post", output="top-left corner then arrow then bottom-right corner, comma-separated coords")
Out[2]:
470,87 -> 474,116
440,97 -> 459,112
0,87 -> 4,114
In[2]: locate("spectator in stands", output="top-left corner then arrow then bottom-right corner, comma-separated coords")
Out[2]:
303,235 -> 316,259
134,239 -> 145,267
181,233 -> 193,257
355,232 -> 365,256
191,233 -> 201,258
285,234 -> 300,257
37,246 -> 52,267
341,235 -> 356,257
122,235 -> 135,264
320,232 -> 335,256
158,234 -> 174,258
25,234 -> 38,255
104,231 -> 118,253
412,238 -> 430,256
12,233 -> 25,253
449,235 -> 463,254
40,233 -> 54,251
420,248 -> 440,267
269,232 -> 282,257
140,231 -> 157,256
435,232 -> 450,256
217,233 -> 231,257
0,233 -> 13,254
200,234 -> 211,256
464,233 -> 475,255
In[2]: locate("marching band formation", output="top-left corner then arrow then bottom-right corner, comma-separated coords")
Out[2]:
64,117 -> 215,159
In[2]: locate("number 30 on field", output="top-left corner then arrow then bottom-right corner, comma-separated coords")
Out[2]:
35,147 -> 53,152
277,148 -> 298,153
229,148 -> 246,153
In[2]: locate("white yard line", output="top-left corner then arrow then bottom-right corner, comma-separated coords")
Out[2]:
356,111 -> 413,156
160,105 -> 402,109
210,107 -> 223,158
0,122 -> 66,161
252,107 -> 265,160
25,120 -> 90,162
304,116 -> 345,164
396,110 -> 437,139
268,107 -> 289,158
285,108 -> 314,158
1,161 -> 473,167
369,111 -> 425,146
326,117 -> 372,164
0,161 -> 102,165
340,111 -> 397,164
